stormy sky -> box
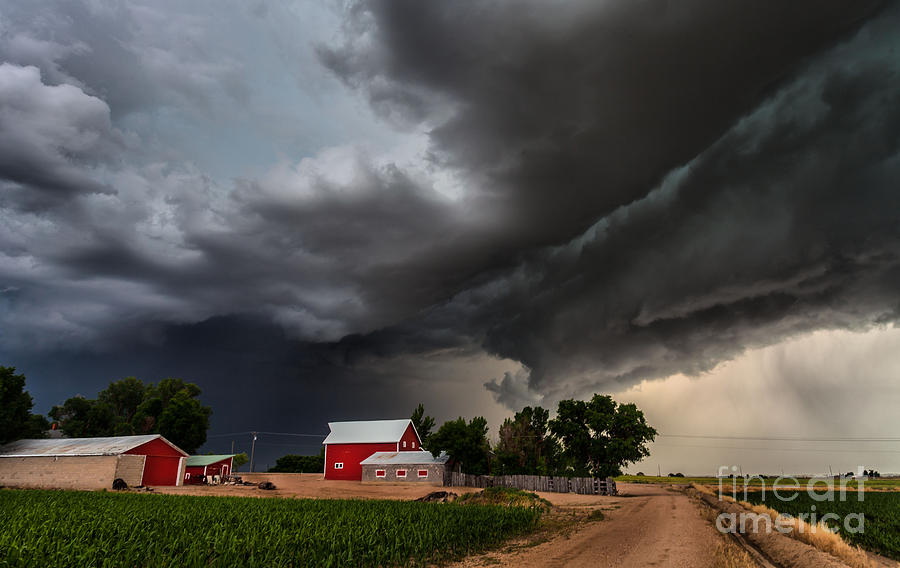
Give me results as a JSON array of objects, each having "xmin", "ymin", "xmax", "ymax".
[{"xmin": 2, "ymin": 0, "xmax": 900, "ymax": 474}]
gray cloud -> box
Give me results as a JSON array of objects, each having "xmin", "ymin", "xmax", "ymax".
[{"xmin": 1, "ymin": 0, "xmax": 899, "ymax": 437}]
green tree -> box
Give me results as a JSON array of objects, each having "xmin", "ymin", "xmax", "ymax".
[
  {"xmin": 428, "ymin": 416, "xmax": 491, "ymax": 475},
  {"xmin": 49, "ymin": 396, "xmax": 117, "ymax": 438},
  {"xmin": 495, "ymin": 406, "xmax": 562, "ymax": 475},
  {"xmin": 232, "ymin": 452, "xmax": 249, "ymax": 469},
  {"xmin": 0, "ymin": 366, "xmax": 49, "ymax": 444},
  {"xmin": 410, "ymin": 403, "xmax": 435, "ymax": 448},
  {"xmin": 156, "ymin": 390, "xmax": 211, "ymax": 454},
  {"xmin": 548, "ymin": 394, "xmax": 656, "ymax": 478},
  {"xmin": 268, "ymin": 448, "xmax": 325, "ymax": 473},
  {"xmin": 98, "ymin": 377, "xmax": 147, "ymax": 427},
  {"xmin": 50, "ymin": 376, "xmax": 211, "ymax": 452}
]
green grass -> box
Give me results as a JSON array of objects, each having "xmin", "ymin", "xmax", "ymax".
[
  {"xmin": 0, "ymin": 489, "xmax": 542, "ymax": 567},
  {"xmin": 456, "ymin": 487, "xmax": 551, "ymax": 510},
  {"xmin": 743, "ymin": 490, "xmax": 900, "ymax": 560}
]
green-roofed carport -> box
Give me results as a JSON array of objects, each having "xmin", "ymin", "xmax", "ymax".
[{"xmin": 185, "ymin": 454, "xmax": 235, "ymax": 483}]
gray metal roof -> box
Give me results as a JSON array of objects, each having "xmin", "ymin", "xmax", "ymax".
[
  {"xmin": 323, "ymin": 419, "xmax": 416, "ymax": 445},
  {"xmin": 360, "ymin": 450, "xmax": 449, "ymax": 465},
  {"xmin": 0, "ymin": 435, "xmax": 186, "ymax": 457}
]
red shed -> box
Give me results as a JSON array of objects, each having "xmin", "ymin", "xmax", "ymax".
[
  {"xmin": 323, "ymin": 419, "xmax": 422, "ymax": 480},
  {"xmin": 184, "ymin": 454, "xmax": 234, "ymax": 484}
]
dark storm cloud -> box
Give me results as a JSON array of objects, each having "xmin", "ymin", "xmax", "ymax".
[
  {"xmin": 2, "ymin": 0, "xmax": 900, "ymax": 423},
  {"xmin": 320, "ymin": 0, "xmax": 884, "ymax": 249}
]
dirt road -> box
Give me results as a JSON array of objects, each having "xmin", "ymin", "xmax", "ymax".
[{"xmin": 454, "ymin": 483, "xmax": 722, "ymax": 568}]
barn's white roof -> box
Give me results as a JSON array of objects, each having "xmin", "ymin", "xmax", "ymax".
[
  {"xmin": 0, "ymin": 434, "xmax": 187, "ymax": 457},
  {"xmin": 323, "ymin": 419, "xmax": 415, "ymax": 445},
  {"xmin": 360, "ymin": 451, "xmax": 449, "ymax": 465}
]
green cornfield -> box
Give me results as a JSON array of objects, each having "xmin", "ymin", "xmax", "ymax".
[
  {"xmin": 743, "ymin": 490, "xmax": 900, "ymax": 560},
  {"xmin": 0, "ymin": 489, "xmax": 542, "ymax": 567}
]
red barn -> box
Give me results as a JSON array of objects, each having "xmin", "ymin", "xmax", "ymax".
[
  {"xmin": 323, "ymin": 419, "xmax": 422, "ymax": 481},
  {"xmin": 0, "ymin": 434, "xmax": 189, "ymax": 490}
]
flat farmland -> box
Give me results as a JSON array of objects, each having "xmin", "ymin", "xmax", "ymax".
[{"xmin": 0, "ymin": 488, "xmax": 542, "ymax": 568}]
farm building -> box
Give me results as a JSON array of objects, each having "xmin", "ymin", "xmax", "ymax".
[
  {"xmin": 323, "ymin": 419, "xmax": 422, "ymax": 481},
  {"xmin": 360, "ymin": 451, "xmax": 450, "ymax": 484},
  {"xmin": 184, "ymin": 454, "xmax": 234, "ymax": 484},
  {"xmin": 0, "ymin": 434, "xmax": 188, "ymax": 490}
]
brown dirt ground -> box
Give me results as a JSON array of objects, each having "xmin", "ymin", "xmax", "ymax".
[{"xmin": 450, "ymin": 483, "xmax": 722, "ymax": 568}]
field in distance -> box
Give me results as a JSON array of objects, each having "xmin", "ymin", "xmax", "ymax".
[
  {"xmin": 0, "ymin": 488, "xmax": 542, "ymax": 567},
  {"xmin": 616, "ymin": 474, "xmax": 900, "ymax": 489}
]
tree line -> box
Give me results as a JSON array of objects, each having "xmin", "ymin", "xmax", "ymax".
[
  {"xmin": 412, "ymin": 395, "xmax": 657, "ymax": 478},
  {"xmin": 0, "ymin": 366, "xmax": 211, "ymax": 454}
]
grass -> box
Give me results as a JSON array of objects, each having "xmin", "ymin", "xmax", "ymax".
[
  {"xmin": 456, "ymin": 487, "xmax": 552, "ymax": 511},
  {"xmin": 743, "ymin": 489, "xmax": 900, "ymax": 562},
  {"xmin": 0, "ymin": 488, "xmax": 543, "ymax": 567}
]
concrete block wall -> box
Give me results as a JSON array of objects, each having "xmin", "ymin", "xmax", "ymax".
[
  {"xmin": 114, "ymin": 454, "xmax": 146, "ymax": 487},
  {"xmin": 0, "ymin": 456, "xmax": 120, "ymax": 490},
  {"xmin": 361, "ymin": 462, "xmax": 446, "ymax": 484}
]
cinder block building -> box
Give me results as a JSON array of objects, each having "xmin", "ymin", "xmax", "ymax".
[
  {"xmin": 360, "ymin": 450, "xmax": 450, "ymax": 484},
  {"xmin": 0, "ymin": 435, "xmax": 189, "ymax": 490}
]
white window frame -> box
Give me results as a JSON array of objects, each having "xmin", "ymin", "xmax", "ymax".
[
  {"xmin": 402, "ymin": 441, "xmax": 407, "ymax": 448},
  {"xmin": 375, "ymin": 469, "xmax": 386, "ymax": 478},
  {"xmin": 418, "ymin": 469, "xmax": 428, "ymax": 478},
  {"xmin": 334, "ymin": 462, "xmax": 344, "ymax": 469},
  {"xmin": 411, "ymin": 441, "xmax": 416, "ymax": 449},
  {"xmin": 397, "ymin": 469, "xmax": 407, "ymax": 478}
]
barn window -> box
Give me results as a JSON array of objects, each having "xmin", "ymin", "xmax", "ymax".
[
  {"xmin": 412, "ymin": 441, "xmax": 416, "ymax": 448},
  {"xmin": 375, "ymin": 470, "xmax": 386, "ymax": 478},
  {"xmin": 402, "ymin": 441, "xmax": 407, "ymax": 448},
  {"xmin": 418, "ymin": 470, "xmax": 428, "ymax": 478},
  {"xmin": 334, "ymin": 462, "xmax": 343, "ymax": 469},
  {"xmin": 397, "ymin": 469, "xmax": 407, "ymax": 478}
]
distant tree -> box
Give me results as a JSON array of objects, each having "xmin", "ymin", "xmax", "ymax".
[
  {"xmin": 0, "ymin": 366, "xmax": 49, "ymax": 444},
  {"xmin": 428, "ymin": 416, "xmax": 491, "ymax": 475},
  {"xmin": 549, "ymin": 394, "xmax": 657, "ymax": 478},
  {"xmin": 410, "ymin": 403, "xmax": 435, "ymax": 448},
  {"xmin": 268, "ymin": 448, "xmax": 325, "ymax": 473},
  {"xmin": 494, "ymin": 406, "xmax": 562, "ymax": 475},
  {"xmin": 233, "ymin": 452, "xmax": 249, "ymax": 469}
]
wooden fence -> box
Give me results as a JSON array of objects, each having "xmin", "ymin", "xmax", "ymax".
[{"xmin": 445, "ymin": 472, "xmax": 617, "ymax": 495}]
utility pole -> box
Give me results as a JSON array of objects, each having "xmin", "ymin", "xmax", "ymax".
[
  {"xmin": 231, "ymin": 440, "xmax": 234, "ymax": 454},
  {"xmin": 657, "ymin": 464, "xmax": 661, "ymax": 477},
  {"xmin": 249, "ymin": 432, "xmax": 258, "ymax": 473}
]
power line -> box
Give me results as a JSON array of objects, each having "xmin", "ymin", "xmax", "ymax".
[{"xmin": 653, "ymin": 442, "xmax": 900, "ymax": 454}]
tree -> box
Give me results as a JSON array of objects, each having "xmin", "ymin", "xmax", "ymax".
[
  {"xmin": 495, "ymin": 406, "xmax": 562, "ymax": 475},
  {"xmin": 428, "ymin": 416, "xmax": 491, "ymax": 475},
  {"xmin": 49, "ymin": 376, "xmax": 211, "ymax": 452},
  {"xmin": 549, "ymin": 394, "xmax": 656, "ymax": 478},
  {"xmin": 233, "ymin": 452, "xmax": 249, "ymax": 469},
  {"xmin": 410, "ymin": 403, "xmax": 435, "ymax": 448},
  {"xmin": 0, "ymin": 366, "xmax": 49, "ymax": 444},
  {"xmin": 268, "ymin": 448, "xmax": 325, "ymax": 473},
  {"xmin": 49, "ymin": 396, "xmax": 117, "ymax": 438}
]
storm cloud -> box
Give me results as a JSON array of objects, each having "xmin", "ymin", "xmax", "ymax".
[{"xmin": 1, "ymin": 0, "xmax": 899, "ymax": 456}]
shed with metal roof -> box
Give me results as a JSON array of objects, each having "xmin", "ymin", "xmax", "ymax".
[
  {"xmin": 323, "ymin": 419, "xmax": 422, "ymax": 481},
  {"xmin": 0, "ymin": 434, "xmax": 189, "ymax": 490},
  {"xmin": 185, "ymin": 454, "xmax": 235, "ymax": 483}
]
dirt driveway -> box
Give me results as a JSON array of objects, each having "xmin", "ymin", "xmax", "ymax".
[{"xmin": 453, "ymin": 483, "xmax": 722, "ymax": 568}]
